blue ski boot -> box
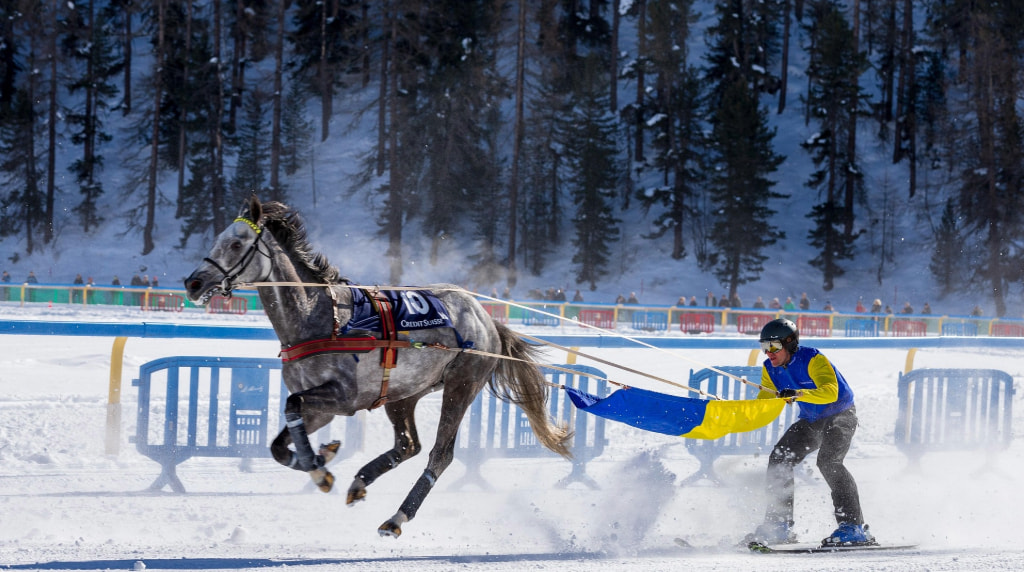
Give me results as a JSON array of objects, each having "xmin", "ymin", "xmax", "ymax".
[
  {"xmin": 744, "ymin": 520, "xmax": 797, "ymax": 550},
  {"xmin": 821, "ymin": 523, "xmax": 877, "ymax": 547}
]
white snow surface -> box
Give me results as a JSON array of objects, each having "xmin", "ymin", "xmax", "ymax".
[{"xmin": 2, "ymin": 303, "xmax": 1023, "ymax": 571}]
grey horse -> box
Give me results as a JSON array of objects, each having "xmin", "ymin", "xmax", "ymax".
[{"xmin": 184, "ymin": 195, "xmax": 571, "ymax": 537}]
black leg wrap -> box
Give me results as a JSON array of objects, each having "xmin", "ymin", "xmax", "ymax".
[
  {"xmin": 284, "ymin": 411, "xmax": 323, "ymax": 472},
  {"xmin": 398, "ymin": 470, "xmax": 437, "ymax": 521},
  {"xmin": 357, "ymin": 450, "xmax": 402, "ymax": 486}
]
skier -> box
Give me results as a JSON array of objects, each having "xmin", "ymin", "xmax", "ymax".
[{"xmin": 745, "ymin": 318, "xmax": 875, "ymax": 548}]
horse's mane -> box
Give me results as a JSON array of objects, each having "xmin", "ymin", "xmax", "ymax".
[{"xmin": 259, "ymin": 201, "xmax": 348, "ymax": 284}]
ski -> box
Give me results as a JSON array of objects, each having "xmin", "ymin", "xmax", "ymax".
[{"xmin": 748, "ymin": 541, "xmax": 919, "ymax": 554}]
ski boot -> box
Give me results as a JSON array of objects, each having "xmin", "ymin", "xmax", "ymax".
[
  {"xmin": 821, "ymin": 523, "xmax": 877, "ymax": 547},
  {"xmin": 744, "ymin": 520, "xmax": 797, "ymax": 551}
]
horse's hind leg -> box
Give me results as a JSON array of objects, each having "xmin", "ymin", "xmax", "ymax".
[
  {"xmin": 346, "ymin": 396, "xmax": 423, "ymax": 505},
  {"xmin": 378, "ymin": 374, "xmax": 485, "ymax": 538}
]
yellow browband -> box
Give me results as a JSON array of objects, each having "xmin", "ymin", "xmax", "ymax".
[{"xmin": 234, "ymin": 217, "xmax": 262, "ymax": 234}]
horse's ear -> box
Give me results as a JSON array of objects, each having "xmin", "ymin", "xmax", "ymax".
[{"xmin": 247, "ymin": 194, "xmax": 262, "ymax": 223}]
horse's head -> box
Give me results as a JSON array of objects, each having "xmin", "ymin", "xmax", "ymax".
[{"xmin": 184, "ymin": 195, "xmax": 272, "ymax": 304}]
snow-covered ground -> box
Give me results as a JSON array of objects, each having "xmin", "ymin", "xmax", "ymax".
[{"xmin": 2, "ymin": 303, "xmax": 1023, "ymax": 571}]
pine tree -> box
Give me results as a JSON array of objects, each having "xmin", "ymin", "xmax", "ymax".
[
  {"xmin": 280, "ymin": 80, "xmax": 313, "ymax": 177},
  {"xmin": 929, "ymin": 198, "xmax": 964, "ymax": 296},
  {"xmin": 801, "ymin": 0, "xmax": 868, "ymax": 291},
  {"xmin": 230, "ymin": 91, "xmax": 271, "ymax": 204},
  {"xmin": 63, "ymin": 0, "xmax": 123, "ymax": 232},
  {"xmin": 417, "ymin": 0, "xmax": 506, "ymax": 266},
  {"xmin": 635, "ymin": 0, "xmax": 705, "ymax": 261},
  {"xmin": 565, "ymin": 56, "xmax": 621, "ymax": 290},
  {"xmin": 706, "ymin": 77, "xmax": 786, "ymax": 297},
  {"xmin": 0, "ymin": 88, "xmax": 44, "ymax": 254}
]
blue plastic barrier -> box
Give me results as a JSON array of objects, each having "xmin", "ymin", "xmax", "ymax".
[
  {"xmin": 681, "ymin": 366, "xmax": 798, "ymax": 485},
  {"xmin": 844, "ymin": 318, "xmax": 880, "ymax": 337},
  {"xmin": 521, "ymin": 306, "xmax": 561, "ymax": 327},
  {"xmin": 132, "ymin": 356, "xmax": 362, "ymax": 492},
  {"xmin": 895, "ymin": 368, "xmax": 1015, "ymax": 470},
  {"xmin": 941, "ymin": 322, "xmax": 978, "ymax": 336},
  {"xmin": 453, "ymin": 364, "xmax": 608, "ymax": 490},
  {"xmin": 632, "ymin": 310, "xmax": 669, "ymax": 332}
]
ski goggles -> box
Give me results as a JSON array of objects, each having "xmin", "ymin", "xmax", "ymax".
[{"xmin": 760, "ymin": 340, "xmax": 785, "ymax": 354}]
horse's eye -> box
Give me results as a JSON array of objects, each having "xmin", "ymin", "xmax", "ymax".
[{"xmin": 231, "ymin": 240, "xmax": 243, "ymax": 251}]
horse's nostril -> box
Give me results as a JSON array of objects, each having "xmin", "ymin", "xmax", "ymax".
[{"xmin": 187, "ymin": 279, "xmax": 201, "ymax": 291}]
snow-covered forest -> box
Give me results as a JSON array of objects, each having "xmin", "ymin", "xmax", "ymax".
[{"xmin": 1, "ymin": 1, "xmax": 1022, "ymax": 316}]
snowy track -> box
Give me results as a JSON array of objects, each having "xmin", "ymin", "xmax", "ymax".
[{"xmin": 2, "ymin": 313, "xmax": 1024, "ymax": 571}]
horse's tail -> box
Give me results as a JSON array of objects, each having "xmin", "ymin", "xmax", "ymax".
[{"xmin": 490, "ymin": 322, "xmax": 573, "ymax": 459}]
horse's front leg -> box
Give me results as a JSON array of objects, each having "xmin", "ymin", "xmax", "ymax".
[
  {"xmin": 280, "ymin": 383, "xmax": 349, "ymax": 492},
  {"xmin": 346, "ymin": 397, "xmax": 422, "ymax": 506},
  {"xmin": 269, "ymin": 412, "xmax": 335, "ymax": 469}
]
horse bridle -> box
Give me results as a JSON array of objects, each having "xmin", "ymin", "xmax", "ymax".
[{"xmin": 203, "ymin": 216, "xmax": 271, "ymax": 297}]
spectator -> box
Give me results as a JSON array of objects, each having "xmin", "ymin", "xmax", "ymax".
[
  {"xmin": 783, "ymin": 296, "xmax": 796, "ymax": 311},
  {"xmin": 130, "ymin": 274, "xmax": 144, "ymax": 287},
  {"xmin": 688, "ymin": 296, "xmax": 698, "ymax": 306},
  {"xmin": 553, "ymin": 288, "xmax": 566, "ymax": 302},
  {"xmin": 111, "ymin": 275, "xmax": 121, "ymax": 286},
  {"xmin": 1, "ymin": 270, "xmax": 10, "ymax": 282},
  {"xmin": 718, "ymin": 294, "xmax": 730, "ymax": 307},
  {"xmin": 922, "ymin": 302, "xmax": 932, "ymax": 315},
  {"xmin": 26, "ymin": 271, "xmax": 38, "ymax": 284},
  {"xmin": 490, "ymin": 288, "xmax": 499, "ymax": 299},
  {"xmin": 823, "ymin": 300, "xmax": 834, "ymax": 312},
  {"xmin": 615, "ymin": 293, "xmax": 626, "ymax": 304},
  {"xmin": 675, "ymin": 296, "xmax": 687, "ymax": 306},
  {"xmin": 799, "ymin": 292, "xmax": 810, "ymax": 311},
  {"xmin": 705, "ymin": 292, "xmax": 716, "ymax": 307},
  {"xmin": 626, "ymin": 292, "xmax": 639, "ymax": 304},
  {"xmin": 855, "ymin": 298, "xmax": 866, "ymax": 313},
  {"xmin": 730, "ymin": 292, "xmax": 743, "ymax": 308},
  {"xmin": 970, "ymin": 305, "xmax": 983, "ymax": 317},
  {"xmin": 769, "ymin": 297, "xmax": 782, "ymax": 310},
  {"xmin": 884, "ymin": 305, "xmax": 893, "ymax": 315},
  {"xmin": 544, "ymin": 287, "xmax": 556, "ymax": 300},
  {"xmin": 143, "ymin": 275, "xmax": 151, "ymax": 287},
  {"xmin": 572, "ymin": 290, "xmax": 584, "ymax": 302},
  {"xmin": 900, "ymin": 301, "xmax": 914, "ymax": 314},
  {"xmin": 73, "ymin": 273, "xmax": 84, "ymax": 285},
  {"xmin": 870, "ymin": 298, "xmax": 882, "ymax": 313},
  {"xmin": 501, "ymin": 286, "xmax": 510, "ymax": 299},
  {"xmin": 753, "ymin": 296, "xmax": 766, "ymax": 309}
]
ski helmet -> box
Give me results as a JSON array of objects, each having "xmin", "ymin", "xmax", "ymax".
[{"xmin": 760, "ymin": 318, "xmax": 799, "ymax": 354}]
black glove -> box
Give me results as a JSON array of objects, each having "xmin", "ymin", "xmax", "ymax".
[{"xmin": 777, "ymin": 388, "xmax": 799, "ymax": 399}]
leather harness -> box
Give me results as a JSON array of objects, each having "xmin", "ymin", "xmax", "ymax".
[{"xmin": 279, "ymin": 288, "xmax": 409, "ymax": 409}]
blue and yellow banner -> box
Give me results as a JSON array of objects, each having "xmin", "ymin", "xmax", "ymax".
[{"xmin": 564, "ymin": 386, "xmax": 786, "ymax": 439}]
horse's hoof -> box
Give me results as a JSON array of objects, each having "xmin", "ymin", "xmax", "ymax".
[
  {"xmin": 346, "ymin": 487, "xmax": 367, "ymax": 506},
  {"xmin": 378, "ymin": 521, "xmax": 402, "ymax": 538},
  {"xmin": 319, "ymin": 441, "xmax": 341, "ymax": 464},
  {"xmin": 310, "ymin": 468, "xmax": 335, "ymax": 493}
]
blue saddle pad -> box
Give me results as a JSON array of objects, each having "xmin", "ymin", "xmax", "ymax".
[{"xmin": 345, "ymin": 289, "xmax": 454, "ymax": 332}]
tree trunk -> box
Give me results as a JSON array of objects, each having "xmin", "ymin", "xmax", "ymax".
[
  {"xmin": 778, "ymin": 0, "xmax": 790, "ymax": 114},
  {"xmin": 212, "ymin": 0, "xmax": 226, "ymax": 232},
  {"xmin": 122, "ymin": 4, "xmax": 132, "ymax": 115},
  {"xmin": 844, "ymin": 0, "xmax": 860, "ymax": 238},
  {"xmin": 269, "ymin": 0, "xmax": 288, "ymax": 201},
  {"xmin": 45, "ymin": 0, "xmax": 59, "ymax": 243},
  {"xmin": 144, "ymin": 0, "xmax": 165, "ymax": 255},
  {"xmin": 175, "ymin": 1, "xmax": 192, "ymax": 219},
  {"xmin": 507, "ymin": 0, "xmax": 527, "ymax": 289},
  {"xmin": 634, "ymin": 0, "xmax": 646, "ymax": 163}
]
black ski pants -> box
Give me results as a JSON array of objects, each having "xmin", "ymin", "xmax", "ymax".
[{"xmin": 764, "ymin": 406, "xmax": 864, "ymax": 526}]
